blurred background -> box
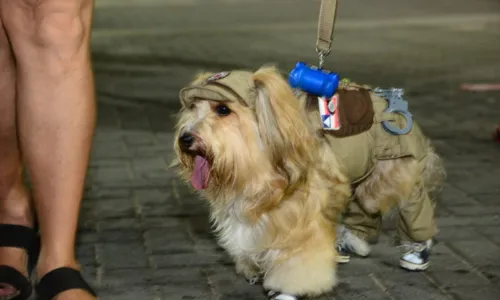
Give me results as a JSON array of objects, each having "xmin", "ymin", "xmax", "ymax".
[{"xmin": 79, "ymin": 0, "xmax": 500, "ymax": 299}]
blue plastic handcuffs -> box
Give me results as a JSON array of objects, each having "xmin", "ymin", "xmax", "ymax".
[{"xmin": 373, "ymin": 88, "xmax": 413, "ymax": 135}]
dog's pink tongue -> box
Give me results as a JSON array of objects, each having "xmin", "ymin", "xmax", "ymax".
[{"xmin": 192, "ymin": 155, "xmax": 210, "ymax": 190}]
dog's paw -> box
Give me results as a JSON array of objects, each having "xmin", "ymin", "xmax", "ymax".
[
  {"xmin": 267, "ymin": 290, "xmax": 298, "ymax": 300},
  {"xmin": 235, "ymin": 258, "xmax": 261, "ymax": 285},
  {"xmin": 246, "ymin": 275, "xmax": 261, "ymax": 285}
]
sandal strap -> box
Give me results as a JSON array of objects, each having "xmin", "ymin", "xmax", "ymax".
[
  {"xmin": 0, "ymin": 225, "xmax": 39, "ymax": 300},
  {"xmin": 0, "ymin": 266, "xmax": 32, "ymax": 300},
  {"xmin": 0, "ymin": 224, "xmax": 38, "ymax": 251},
  {"xmin": 35, "ymin": 267, "xmax": 96, "ymax": 300}
]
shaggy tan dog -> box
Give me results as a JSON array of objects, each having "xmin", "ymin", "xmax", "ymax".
[{"xmin": 172, "ymin": 66, "xmax": 445, "ymax": 299}]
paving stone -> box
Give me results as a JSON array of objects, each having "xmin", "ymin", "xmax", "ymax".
[
  {"xmin": 87, "ymin": 165, "xmax": 133, "ymax": 183},
  {"xmin": 81, "ymin": 265, "xmax": 99, "ymax": 280},
  {"xmin": 89, "ymin": 158, "xmax": 129, "ymax": 168},
  {"xmin": 130, "ymin": 157, "xmax": 168, "ymax": 172},
  {"xmin": 84, "ymin": 186, "xmax": 134, "ymax": 200},
  {"xmin": 447, "ymin": 238, "xmax": 500, "ymax": 269},
  {"xmin": 476, "ymin": 225, "xmax": 500, "ymax": 246},
  {"xmin": 437, "ymin": 215, "xmax": 500, "ymax": 227},
  {"xmin": 97, "ymin": 217, "xmax": 142, "ymax": 230},
  {"xmin": 117, "ymin": 107, "xmax": 152, "ymax": 130},
  {"xmin": 434, "ymin": 226, "xmax": 481, "ymax": 241},
  {"xmin": 143, "ymin": 228, "xmax": 195, "ymax": 254},
  {"xmin": 338, "ymin": 257, "xmax": 399, "ymax": 276},
  {"xmin": 76, "ymin": 243, "xmax": 98, "ymax": 268},
  {"xmin": 96, "ymin": 229, "xmax": 144, "ymax": 243},
  {"xmin": 123, "ymin": 131, "xmax": 156, "ymax": 146},
  {"xmin": 378, "ymin": 272, "xmax": 451, "ymax": 300},
  {"xmin": 77, "ymin": 231, "xmax": 101, "ymax": 244},
  {"xmin": 335, "ymin": 275, "xmax": 391, "ymax": 300},
  {"xmin": 134, "ymin": 188, "xmax": 176, "ymax": 204},
  {"xmin": 98, "ymin": 287, "xmax": 161, "ymax": 300},
  {"xmin": 159, "ymin": 282, "xmax": 212, "ymax": 300},
  {"xmin": 472, "ymin": 194, "xmax": 500, "ymax": 205},
  {"xmin": 206, "ymin": 266, "xmax": 265, "ymax": 299},
  {"xmin": 427, "ymin": 270, "xmax": 489, "ymax": 288},
  {"xmin": 91, "ymin": 137, "xmax": 130, "ymax": 159},
  {"xmin": 429, "ymin": 243, "xmax": 485, "ymax": 272},
  {"xmin": 127, "ymin": 144, "xmax": 174, "ymax": 158},
  {"xmin": 150, "ymin": 252, "xmax": 224, "ymax": 269},
  {"xmin": 481, "ymin": 266, "xmax": 500, "ymax": 284},
  {"xmin": 82, "ymin": 197, "xmax": 137, "ymax": 220},
  {"xmin": 446, "ymin": 204, "xmax": 500, "ymax": 216},
  {"xmin": 438, "ymin": 184, "xmax": 480, "ymax": 206},
  {"xmin": 448, "ymin": 285, "xmax": 500, "ymax": 300},
  {"xmin": 98, "ymin": 242, "xmax": 150, "ymax": 269},
  {"xmin": 140, "ymin": 216, "xmax": 188, "ymax": 229},
  {"xmin": 93, "ymin": 178, "xmax": 168, "ymax": 189},
  {"xmin": 154, "ymin": 132, "xmax": 177, "ymax": 146},
  {"xmin": 99, "ymin": 267, "xmax": 207, "ymax": 290},
  {"xmin": 96, "ymin": 105, "xmax": 121, "ymax": 129}
]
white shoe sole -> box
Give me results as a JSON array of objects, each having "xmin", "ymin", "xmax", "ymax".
[
  {"xmin": 399, "ymin": 259, "xmax": 429, "ymax": 271},
  {"xmin": 337, "ymin": 254, "xmax": 351, "ymax": 264}
]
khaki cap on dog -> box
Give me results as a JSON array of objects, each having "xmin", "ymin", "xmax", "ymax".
[{"xmin": 179, "ymin": 71, "xmax": 257, "ymax": 108}]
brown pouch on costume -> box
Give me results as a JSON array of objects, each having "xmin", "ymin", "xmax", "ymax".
[{"xmin": 327, "ymin": 88, "xmax": 375, "ymax": 137}]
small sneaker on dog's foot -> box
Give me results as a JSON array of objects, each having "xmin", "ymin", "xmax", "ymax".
[
  {"xmin": 399, "ymin": 239, "xmax": 433, "ymax": 271},
  {"xmin": 267, "ymin": 290, "xmax": 298, "ymax": 300},
  {"xmin": 336, "ymin": 225, "xmax": 371, "ymax": 263}
]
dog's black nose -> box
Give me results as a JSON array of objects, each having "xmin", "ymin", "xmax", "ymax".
[{"xmin": 179, "ymin": 132, "xmax": 195, "ymax": 150}]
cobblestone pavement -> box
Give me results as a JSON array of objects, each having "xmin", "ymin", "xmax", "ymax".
[{"xmin": 70, "ymin": 0, "xmax": 500, "ymax": 299}]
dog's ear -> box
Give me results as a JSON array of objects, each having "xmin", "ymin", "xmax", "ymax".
[{"xmin": 252, "ymin": 66, "xmax": 316, "ymax": 187}]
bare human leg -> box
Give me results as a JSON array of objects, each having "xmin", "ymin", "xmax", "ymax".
[
  {"xmin": 1, "ymin": 0, "xmax": 96, "ymax": 299},
  {"xmin": 0, "ymin": 12, "xmax": 36, "ymax": 298}
]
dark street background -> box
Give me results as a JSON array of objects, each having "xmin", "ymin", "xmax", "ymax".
[{"xmin": 72, "ymin": 0, "xmax": 500, "ymax": 299}]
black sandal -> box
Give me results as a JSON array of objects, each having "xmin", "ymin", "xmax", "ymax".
[
  {"xmin": 35, "ymin": 267, "xmax": 96, "ymax": 300},
  {"xmin": 0, "ymin": 224, "xmax": 40, "ymax": 300}
]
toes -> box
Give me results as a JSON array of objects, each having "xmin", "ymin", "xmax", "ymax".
[
  {"xmin": 247, "ymin": 276, "xmax": 260, "ymax": 285},
  {"xmin": 0, "ymin": 283, "xmax": 20, "ymax": 298}
]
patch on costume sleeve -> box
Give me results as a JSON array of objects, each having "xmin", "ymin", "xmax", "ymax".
[{"xmin": 318, "ymin": 94, "xmax": 341, "ymax": 130}]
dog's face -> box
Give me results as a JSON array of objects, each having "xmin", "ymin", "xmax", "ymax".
[
  {"xmin": 174, "ymin": 94, "xmax": 265, "ymax": 192},
  {"xmin": 173, "ymin": 67, "xmax": 317, "ymax": 203}
]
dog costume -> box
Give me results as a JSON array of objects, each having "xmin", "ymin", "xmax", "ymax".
[{"xmin": 298, "ymin": 81, "xmax": 438, "ymax": 244}]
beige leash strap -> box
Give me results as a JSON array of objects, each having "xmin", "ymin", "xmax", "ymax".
[{"xmin": 316, "ymin": 0, "xmax": 338, "ymax": 68}]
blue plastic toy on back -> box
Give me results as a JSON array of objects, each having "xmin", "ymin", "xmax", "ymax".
[{"xmin": 289, "ymin": 62, "xmax": 340, "ymax": 98}]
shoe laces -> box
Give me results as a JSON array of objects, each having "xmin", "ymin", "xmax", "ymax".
[
  {"xmin": 337, "ymin": 240, "xmax": 348, "ymax": 252},
  {"xmin": 398, "ymin": 242, "xmax": 426, "ymax": 253}
]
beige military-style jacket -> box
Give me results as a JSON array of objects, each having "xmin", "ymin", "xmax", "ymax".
[{"xmin": 298, "ymin": 83, "xmax": 429, "ymax": 184}]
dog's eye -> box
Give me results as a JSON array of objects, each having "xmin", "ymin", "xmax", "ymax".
[{"xmin": 215, "ymin": 104, "xmax": 232, "ymax": 117}]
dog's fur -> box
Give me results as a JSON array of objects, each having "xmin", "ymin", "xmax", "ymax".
[{"xmin": 173, "ymin": 66, "xmax": 444, "ymax": 297}]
